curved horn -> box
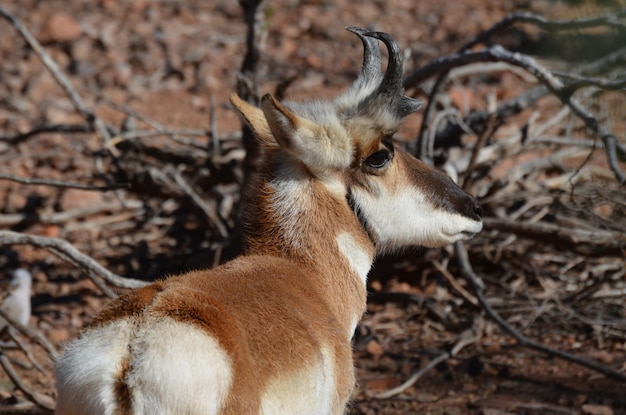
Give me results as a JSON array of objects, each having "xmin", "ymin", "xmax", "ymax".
[
  {"xmin": 345, "ymin": 26, "xmax": 382, "ymax": 90},
  {"xmin": 364, "ymin": 31, "xmax": 423, "ymax": 117}
]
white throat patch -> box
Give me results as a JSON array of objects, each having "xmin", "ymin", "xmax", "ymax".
[{"xmin": 336, "ymin": 232, "xmax": 372, "ymax": 285}]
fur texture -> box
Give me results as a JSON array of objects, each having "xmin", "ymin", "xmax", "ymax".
[{"xmin": 55, "ymin": 29, "xmax": 482, "ymax": 415}]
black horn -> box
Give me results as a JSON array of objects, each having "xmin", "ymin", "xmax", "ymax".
[
  {"xmin": 345, "ymin": 27, "xmax": 382, "ymax": 91},
  {"xmin": 364, "ymin": 31, "xmax": 423, "ymax": 117}
]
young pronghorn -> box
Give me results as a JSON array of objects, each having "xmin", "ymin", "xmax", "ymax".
[{"xmin": 55, "ymin": 28, "xmax": 483, "ymax": 415}]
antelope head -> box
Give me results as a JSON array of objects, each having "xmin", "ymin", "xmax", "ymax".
[{"xmin": 231, "ymin": 27, "xmax": 482, "ymax": 257}]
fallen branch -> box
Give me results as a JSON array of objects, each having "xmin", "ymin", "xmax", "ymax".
[
  {"xmin": 0, "ymin": 174, "xmax": 129, "ymax": 191},
  {"xmin": 168, "ymin": 168, "xmax": 230, "ymax": 238},
  {"xmin": 0, "ymin": 308, "xmax": 58, "ymax": 362},
  {"xmin": 484, "ymin": 217, "xmax": 626, "ymax": 251},
  {"xmin": 0, "ymin": 8, "xmax": 113, "ymax": 152},
  {"xmin": 0, "ymin": 352, "xmax": 55, "ymax": 411},
  {"xmin": 373, "ymin": 317, "xmax": 484, "ymax": 399},
  {"xmin": 0, "ymin": 123, "xmax": 92, "ymax": 144},
  {"xmin": 454, "ymin": 241, "xmax": 626, "ymax": 383},
  {"xmin": 0, "ymin": 200, "xmax": 144, "ymax": 227},
  {"xmin": 3, "ymin": 329, "xmax": 46, "ymax": 373},
  {"xmin": 433, "ymin": 85, "xmax": 549, "ymax": 151},
  {"xmin": 460, "ymin": 9, "xmax": 626, "ymax": 52},
  {"xmin": 0, "ymin": 231, "xmax": 148, "ymax": 292}
]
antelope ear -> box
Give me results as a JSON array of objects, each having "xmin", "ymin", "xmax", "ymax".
[
  {"xmin": 261, "ymin": 94, "xmax": 352, "ymax": 170},
  {"xmin": 229, "ymin": 93, "xmax": 274, "ymax": 147}
]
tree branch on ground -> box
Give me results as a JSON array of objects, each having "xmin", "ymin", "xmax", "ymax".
[
  {"xmin": 0, "ymin": 231, "xmax": 148, "ymax": 292},
  {"xmin": 454, "ymin": 241, "xmax": 626, "ymax": 383}
]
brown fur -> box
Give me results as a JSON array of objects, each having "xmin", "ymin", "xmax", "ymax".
[
  {"xmin": 112, "ymin": 358, "xmax": 132, "ymax": 415},
  {"xmin": 56, "ymin": 29, "xmax": 481, "ymax": 415}
]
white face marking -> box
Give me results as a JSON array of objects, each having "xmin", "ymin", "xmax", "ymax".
[
  {"xmin": 336, "ymin": 232, "xmax": 373, "ymax": 285},
  {"xmin": 351, "ymin": 184, "xmax": 482, "ymax": 253}
]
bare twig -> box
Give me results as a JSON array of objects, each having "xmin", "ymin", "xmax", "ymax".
[
  {"xmin": 460, "ymin": 9, "xmax": 626, "ymax": 52},
  {"xmin": 484, "ymin": 218, "xmax": 626, "ymax": 250},
  {"xmin": 3, "ymin": 329, "xmax": 46, "ymax": 373},
  {"xmin": 435, "ymin": 85, "xmax": 549, "ymax": 150},
  {"xmin": 373, "ymin": 318, "xmax": 483, "ymax": 399},
  {"xmin": 454, "ymin": 241, "xmax": 626, "ymax": 383},
  {"xmin": 461, "ymin": 92, "xmax": 498, "ymax": 189},
  {"xmin": 0, "ymin": 124, "xmax": 92, "ymax": 144},
  {"xmin": 432, "ymin": 260, "xmax": 479, "ymax": 307},
  {"xmin": 0, "ymin": 309, "xmax": 57, "ymax": 362},
  {"xmin": 406, "ymin": 8, "xmax": 626, "ymax": 182},
  {"xmin": 0, "ymin": 8, "xmax": 113, "ymax": 151},
  {"xmin": 407, "ymin": 45, "xmax": 626, "ymax": 183},
  {"xmin": 237, "ymin": 0, "xmax": 269, "ymax": 187},
  {"xmin": 0, "ymin": 200, "xmax": 144, "ymax": 227},
  {"xmin": 168, "ymin": 168, "xmax": 229, "ymax": 238},
  {"xmin": 106, "ymin": 102, "xmax": 213, "ymax": 151},
  {"xmin": 0, "ymin": 174, "xmax": 128, "ymax": 191},
  {"xmin": 0, "ymin": 230, "xmax": 148, "ymax": 291},
  {"xmin": 0, "ymin": 352, "xmax": 55, "ymax": 411},
  {"xmin": 413, "ymin": 74, "xmax": 448, "ymax": 163}
]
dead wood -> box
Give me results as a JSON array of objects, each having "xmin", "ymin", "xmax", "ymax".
[
  {"xmin": 455, "ymin": 241, "xmax": 626, "ymax": 383},
  {"xmin": 0, "ymin": 8, "xmax": 113, "ymax": 154},
  {"xmin": 0, "ymin": 231, "xmax": 147, "ymax": 292}
]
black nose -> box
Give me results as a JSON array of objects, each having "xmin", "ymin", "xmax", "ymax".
[{"xmin": 473, "ymin": 204, "xmax": 483, "ymax": 220}]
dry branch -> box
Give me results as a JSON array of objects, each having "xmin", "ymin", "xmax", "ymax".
[
  {"xmin": 484, "ymin": 218, "xmax": 626, "ymax": 252},
  {"xmin": 373, "ymin": 317, "xmax": 484, "ymax": 399},
  {"xmin": 460, "ymin": 9, "xmax": 626, "ymax": 52},
  {"xmin": 0, "ymin": 309, "xmax": 58, "ymax": 362},
  {"xmin": 0, "ymin": 231, "xmax": 148, "ymax": 292},
  {"xmin": 168, "ymin": 168, "xmax": 229, "ymax": 238},
  {"xmin": 3, "ymin": 329, "xmax": 46, "ymax": 373},
  {"xmin": 0, "ymin": 352, "xmax": 55, "ymax": 411},
  {"xmin": 405, "ymin": 8, "xmax": 626, "ymax": 183},
  {"xmin": 0, "ymin": 124, "xmax": 92, "ymax": 144},
  {"xmin": 454, "ymin": 241, "xmax": 626, "ymax": 383},
  {"xmin": 0, "ymin": 201, "xmax": 144, "ymax": 227},
  {"xmin": 0, "ymin": 174, "xmax": 128, "ymax": 192},
  {"xmin": 237, "ymin": 0, "xmax": 269, "ymax": 177},
  {"xmin": 0, "ymin": 8, "xmax": 113, "ymax": 152}
]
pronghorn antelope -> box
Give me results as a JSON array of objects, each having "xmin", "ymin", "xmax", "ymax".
[{"xmin": 55, "ymin": 27, "xmax": 483, "ymax": 415}]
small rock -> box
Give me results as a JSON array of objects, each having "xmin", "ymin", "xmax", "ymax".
[{"xmin": 40, "ymin": 13, "xmax": 82, "ymax": 43}]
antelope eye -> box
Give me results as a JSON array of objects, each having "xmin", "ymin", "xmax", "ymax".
[{"xmin": 365, "ymin": 150, "xmax": 391, "ymax": 169}]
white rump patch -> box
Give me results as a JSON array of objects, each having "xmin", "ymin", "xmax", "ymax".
[
  {"xmin": 55, "ymin": 318, "xmax": 233, "ymax": 415},
  {"xmin": 126, "ymin": 318, "xmax": 232, "ymax": 415},
  {"xmin": 55, "ymin": 320, "xmax": 136, "ymax": 415}
]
